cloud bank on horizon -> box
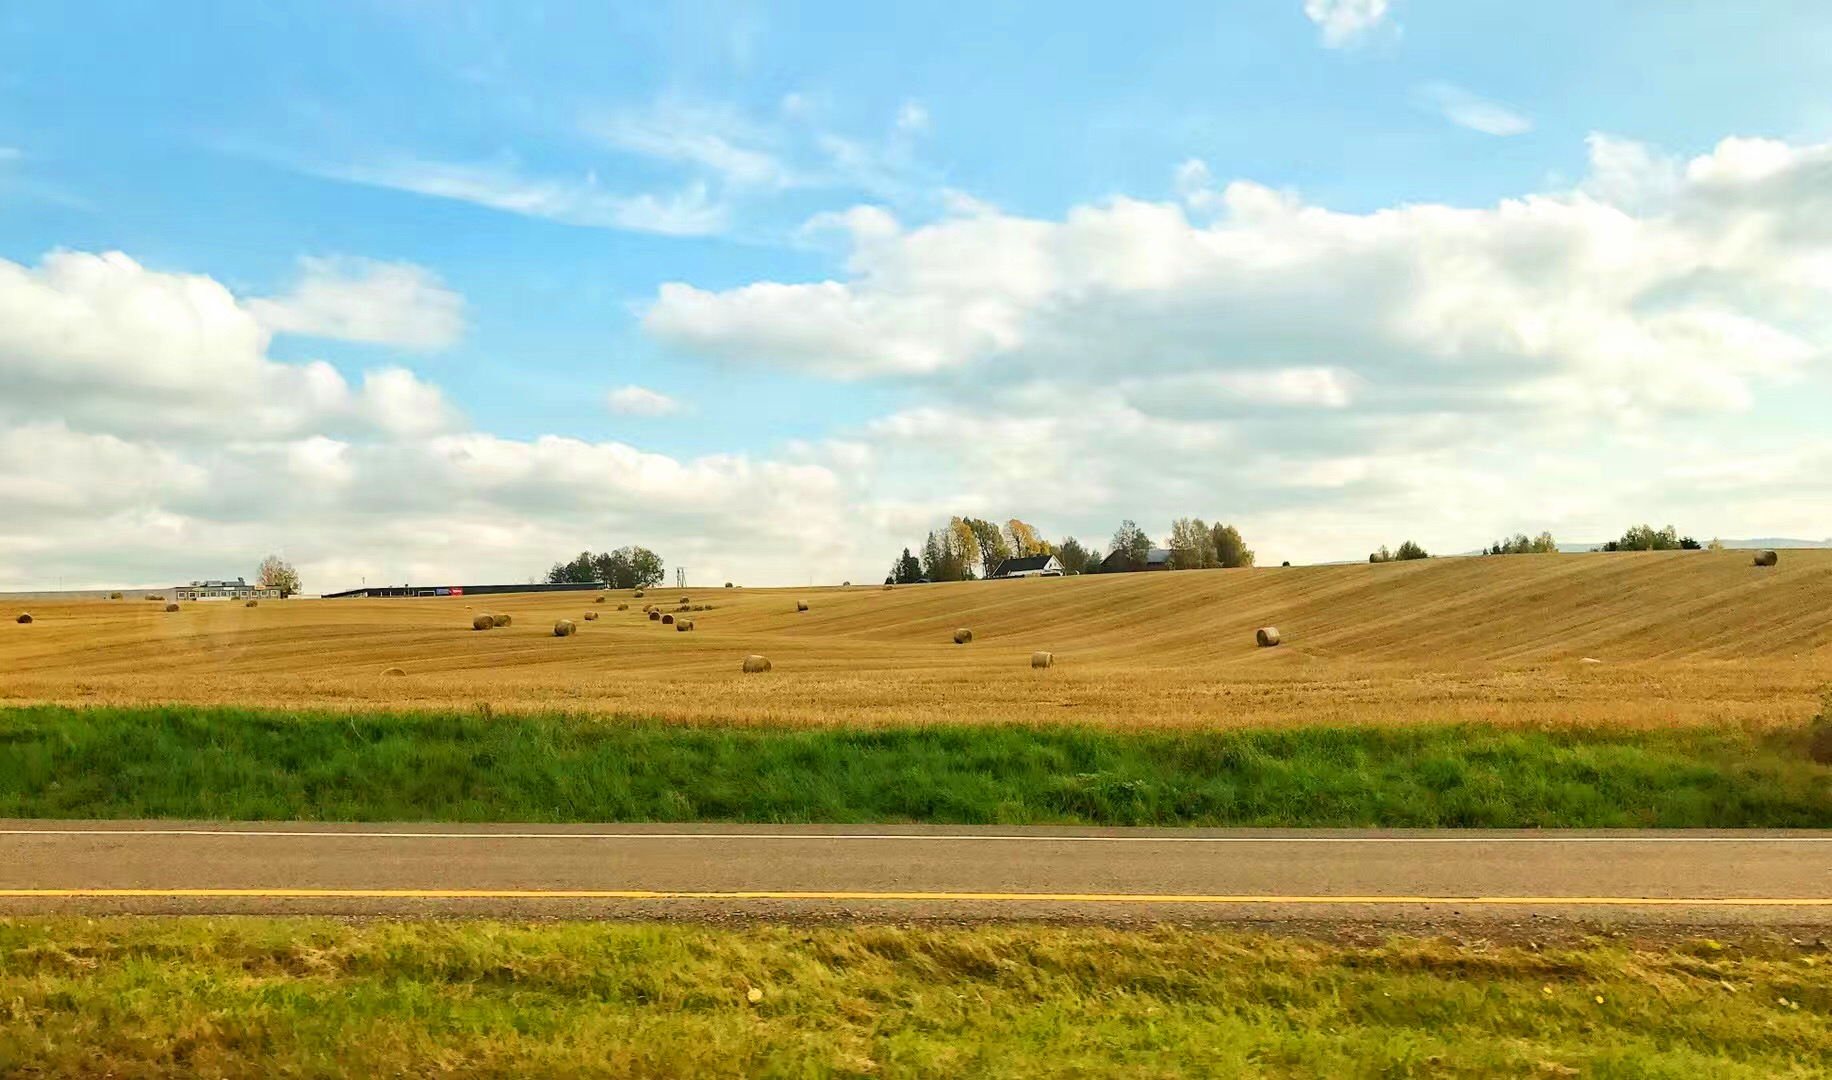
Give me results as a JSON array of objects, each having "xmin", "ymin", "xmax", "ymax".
[{"xmin": 1, "ymin": 2, "xmax": 1828, "ymax": 591}]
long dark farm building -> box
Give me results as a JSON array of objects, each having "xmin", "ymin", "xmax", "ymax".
[{"xmin": 322, "ymin": 582, "xmax": 606, "ymax": 599}]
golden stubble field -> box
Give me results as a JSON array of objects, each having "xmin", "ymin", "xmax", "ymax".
[{"xmin": 3, "ymin": 551, "xmax": 1830, "ymax": 730}]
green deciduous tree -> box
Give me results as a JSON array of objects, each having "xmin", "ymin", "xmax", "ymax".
[
  {"xmin": 548, "ymin": 547, "xmax": 665, "ymax": 589},
  {"xmin": 256, "ymin": 554, "xmax": 301, "ymax": 597},
  {"xmin": 1166, "ymin": 518, "xmax": 1214, "ymax": 570},
  {"xmin": 1210, "ymin": 523, "xmax": 1254, "ymax": 568},
  {"xmin": 1055, "ymin": 537, "xmax": 1096, "ymax": 575},
  {"xmin": 1109, "ymin": 520, "xmax": 1150, "ymax": 572},
  {"xmin": 960, "ymin": 519, "xmax": 1009, "ymax": 578}
]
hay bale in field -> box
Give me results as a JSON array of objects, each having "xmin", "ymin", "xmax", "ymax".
[
  {"xmin": 1753, "ymin": 549, "xmax": 1779, "ymax": 567},
  {"xmin": 245, "ymin": 599, "xmax": 259, "ymax": 608},
  {"xmin": 1031, "ymin": 651, "xmax": 1054, "ymax": 669},
  {"xmin": 681, "ymin": 595, "xmax": 690, "ymax": 605},
  {"xmin": 164, "ymin": 603, "xmax": 180, "ymax": 613},
  {"xmin": 742, "ymin": 654, "xmax": 772, "ymax": 673},
  {"xmin": 1255, "ymin": 627, "xmax": 1281, "ymax": 648},
  {"xmin": 594, "ymin": 595, "xmax": 605, "ymax": 604},
  {"xmin": 146, "ymin": 595, "xmax": 164, "ymax": 602},
  {"xmin": 491, "ymin": 613, "xmax": 512, "ymax": 628},
  {"xmin": 109, "ymin": 592, "xmax": 123, "ymax": 600},
  {"xmin": 583, "ymin": 611, "xmax": 599, "ymax": 621},
  {"xmin": 649, "ymin": 609, "xmax": 662, "ymax": 621},
  {"xmin": 553, "ymin": 619, "xmax": 577, "ymax": 638},
  {"xmin": 380, "ymin": 667, "xmax": 406, "ymax": 677},
  {"xmin": 676, "ymin": 619, "xmax": 694, "ymax": 632},
  {"xmin": 796, "ymin": 600, "xmax": 809, "ymax": 612},
  {"xmin": 633, "ymin": 589, "xmax": 645, "ymax": 598},
  {"xmin": 882, "ymin": 583, "xmax": 894, "ymax": 591},
  {"xmin": 15, "ymin": 613, "xmax": 32, "ymax": 624},
  {"xmin": 472, "ymin": 613, "xmax": 494, "ymax": 630},
  {"xmin": 662, "ymin": 613, "xmax": 675, "ymax": 625},
  {"xmin": 617, "ymin": 603, "xmax": 629, "ymax": 611},
  {"xmin": 953, "ymin": 627, "xmax": 973, "ymax": 645}
]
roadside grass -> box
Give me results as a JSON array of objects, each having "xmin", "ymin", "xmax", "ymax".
[
  {"xmin": 2, "ymin": 917, "xmax": 1829, "ymax": 1078},
  {"xmin": 2, "ymin": 705, "xmax": 1828, "ymax": 826}
]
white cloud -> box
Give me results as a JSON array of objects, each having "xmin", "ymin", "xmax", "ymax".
[
  {"xmin": 1414, "ymin": 82, "xmax": 1533, "ymax": 136},
  {"xmin": 247, "ymin": 256, "xmax": 465, "ymax": 349},
  {"xmin": 319, "ymin": 156, "xmax": 730, "ymax": 236},
  {"xmin": 606, "ymin": 385, "xmax": 684, "ymax": 416},
  {"xmin": 1304, "ymin": 0, "xmax": 1393, "ymax": 48},
  {"xmin": 0, "ymin": 249, "xmax": 458, "ymax": 439},
  {"xmin": 649, "ymin": 137, "xmax": 1832, "ymax": 428}
]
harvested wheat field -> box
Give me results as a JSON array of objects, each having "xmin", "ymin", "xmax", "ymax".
[{"xmin": 2, "ymin": 551, "xmax": 1829, "ymax": 729}]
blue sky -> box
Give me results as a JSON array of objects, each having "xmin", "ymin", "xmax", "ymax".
[{"xmin": 2, "ymin": 1, "xmax": 1830, "ymax": 590}]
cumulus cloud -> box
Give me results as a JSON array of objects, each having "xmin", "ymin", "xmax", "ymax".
[
  {"xmin": 1414, "ymin": 82, "xmax": 1533, "ymax": 136},
  {"xmin": 647, "ymin": 135, "xmax": 1832, "ymax": 427},
  {"xmin": 605, "ymin": 385, "xmax": 684, "ymax": 416},
  {"xmin": 0, "ymin": 249, "xmax": 459, "ymax": 439},
  {"xmin": 247, "ymin": 256, "xmax": 465, "ymax": 349},
  {"xmin": 1304, "ymin": 0, "xmax": 1393, "ymax": 48},
  {"xmin": 0, "ymin": 245, "xmax": 884, "ymax": 591}
]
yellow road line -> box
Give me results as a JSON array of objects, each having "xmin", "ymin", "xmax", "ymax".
[{"xmin": 2, "ymin": 889, "xmax": 1830, "ymax": 906}]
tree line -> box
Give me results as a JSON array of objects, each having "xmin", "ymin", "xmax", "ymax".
[
  {"xmin": 887, "ymin": 517, "xmax": 1253, "ymax": 584},
  {"xmin": 546, "ymin": 547, "xmax": 666, "ymax": 590}
]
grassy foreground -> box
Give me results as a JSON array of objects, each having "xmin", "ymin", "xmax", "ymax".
[
  {"xmin": 2, "ymin": 918, "xmax": 1828, "ymax": 1078},
  {"xmin": 2, "ymin": 704, "xmax": 1829, "ymax": 826}
]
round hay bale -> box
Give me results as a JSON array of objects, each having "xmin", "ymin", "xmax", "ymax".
[
  {"xmin": 676, "ymin": 618, "xmax": 694, "ymax": 632},
  {"xmin": 380, "ymin": 666, "xmax": 406, "ymax": 678},
  {"xmin": 146, "ymin": 595, "xmax": 164, "ymax": 602},
  {"xmin": 472, "ymin": 613, "xmax": 494, "ymax": 631},
  {"xmin": 633, "ymin": 589, "xmax": 645, "ymax": 598},
  {"xmin": 553, "ymin": 619, "xmax": 577, "ymax": 638},
  {"xmin": 15, "ymin": 613, "xmax": 32, "ymax": 624},
  {"xmin": 245, "ymin": 599, "xmax": 259, "ymax": 608},
  {"xmin": 649, "ymin": 609, "xmax": 662, "ymax": 621},
  {"xmin": 1810, "ymin": 725, "xmax": 1832, "ymax": 766},
  {"xmin": 1031, "ymin": 651, "xmax": 1054, "ymax": 669},
  {"xmin": 583, "ymin": 611, "xmax": 599, "ymax": 621},
  {"xmin": 742, "ymin": 654, "xmax": 772, "ymax": 673},
  {"xmin": 164, "ymin": 603, "xmax": 180, "ymax": 613},
  {"xmin": 617, "ymin": 603, "xmax": 629, "ymax": 611},
  {"xmin": 796, "ymin": 600, "xmax": 810, "ymax": 612},
  {"xmin": 491, "ymin": 613, "xmax": 512, "ymax": 628},
  {"xmin": 681, "ymin": 596, "xmax": 690, "ymax": 605},
  {"xmin": 109, "ymin": 592, "xmax": 123, "ymax": 600},
  {"xmin": 1754, "ymin": 549, "xmax": 1780, "ymax": 567},
  {"xmin": 1255, "ymin": 627, "xmax": 1281, "ymax": 648},
  {"xmin": 881, "ymin": 583, "xmax": 894, "ymax": 591},
  {"xmin": 594, "ymin": 595, "xmax": 606, "ymax": 604},
  {"xmin": 953, "ymin": 627, "xmax": 973, "ymax": 645},
  {"xmin": 661, "ymin": 613, "xmax": 675, "ymax": 625}
]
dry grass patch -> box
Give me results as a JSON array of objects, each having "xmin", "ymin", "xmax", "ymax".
[{"xmin": 0, "ymin": 552, "xmax": 1825, "ymax": 730}]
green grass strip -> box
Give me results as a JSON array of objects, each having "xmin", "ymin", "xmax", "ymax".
[
  {"xmin": 3, "ymin": 918, "xmax": 1830, "ymax": 1078},
  {"xmin": 0, "ymin": 704, "xmax": 1828, "ymax": 826}
]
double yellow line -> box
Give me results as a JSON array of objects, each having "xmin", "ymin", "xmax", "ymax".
[{"xmin": 3, "ymin": 889, "xmax": 1829, "ymax": 906}]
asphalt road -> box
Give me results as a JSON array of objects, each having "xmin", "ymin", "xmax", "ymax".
[{"xmin": 3, "ymin": 821, "xmax": 1831, "ymax": 927}]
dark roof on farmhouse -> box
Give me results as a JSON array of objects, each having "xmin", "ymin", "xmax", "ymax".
[
  {"xmin": 991, "ymin": 555, "xmax": 1056, "ymax": 575},
  {"xmin": 1146, "ymin": 548, "xmax": 1173, "ymax": 565}
]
